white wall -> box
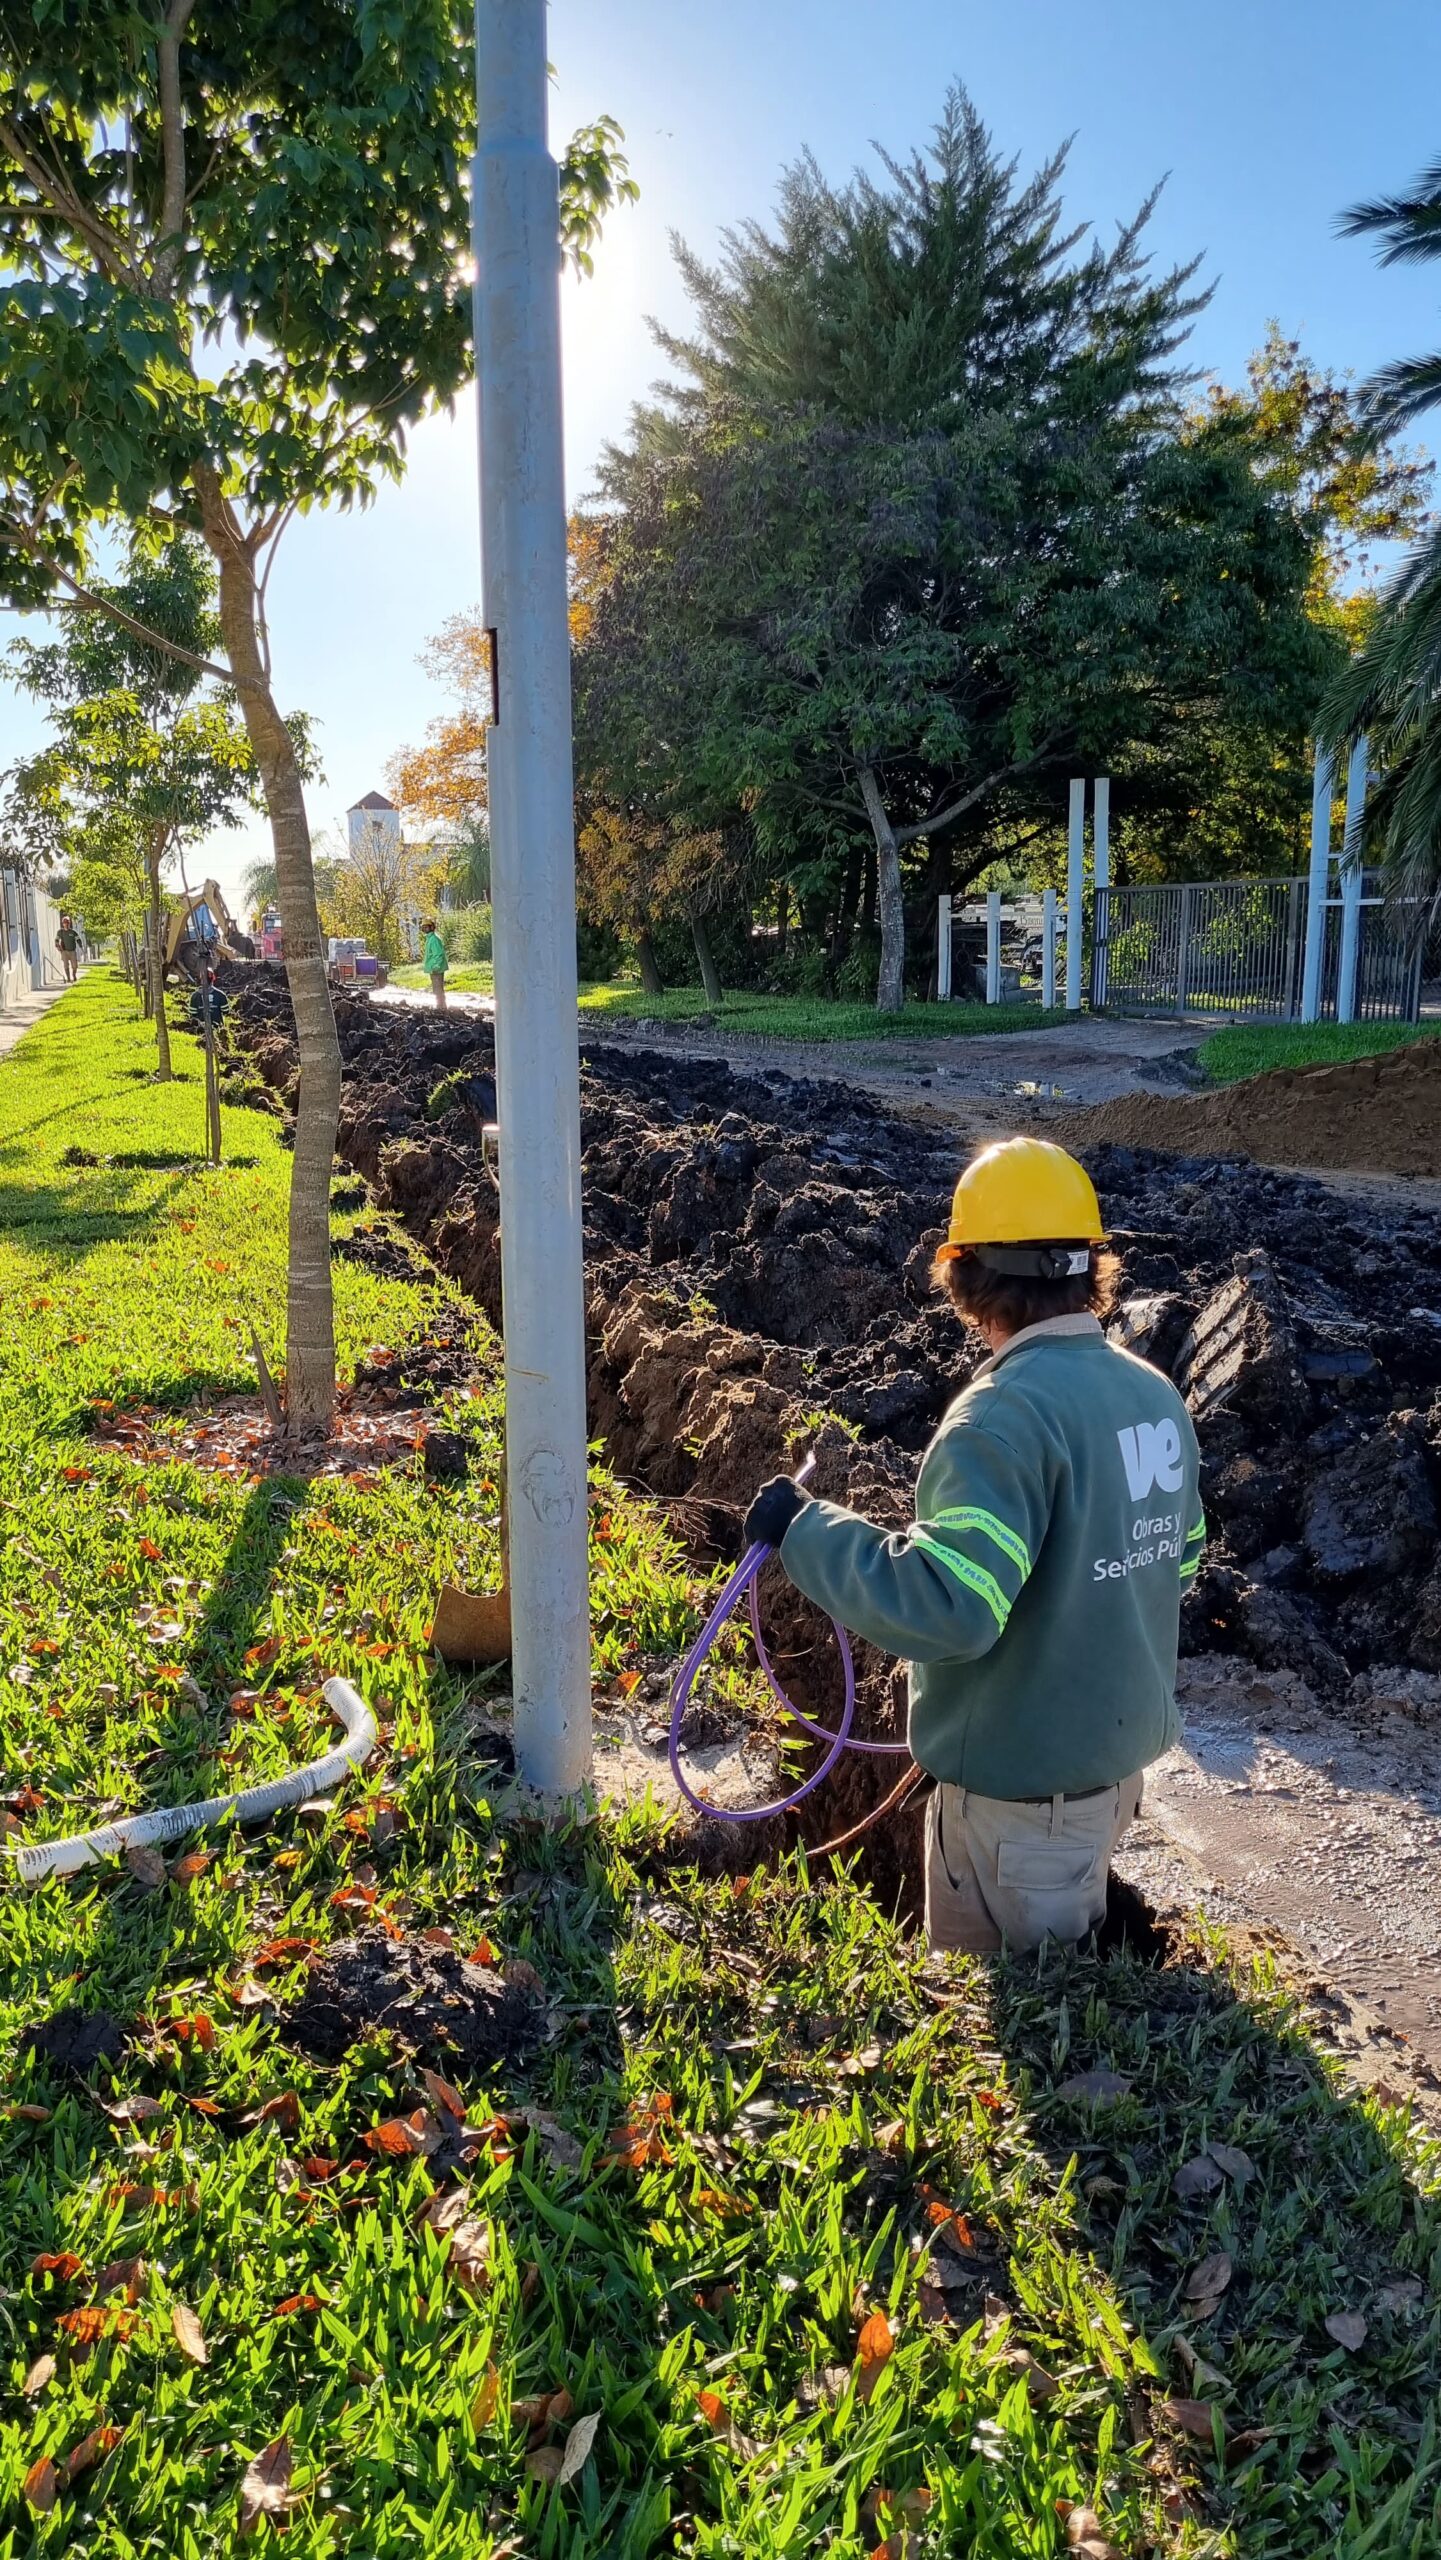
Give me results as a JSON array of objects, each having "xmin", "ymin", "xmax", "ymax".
[{"xmin": 0, "ymin": 870, "xmax": 66, "ymax": 1009}]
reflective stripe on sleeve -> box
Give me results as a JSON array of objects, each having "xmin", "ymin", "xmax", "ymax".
[
  {"xmin": 907, "ymin": 1530, "xmax": 1012, "ymax": 1632},
  {"xmin": 928, "ymin": 1505, "xmax": 1031, "ymax": 1578}
]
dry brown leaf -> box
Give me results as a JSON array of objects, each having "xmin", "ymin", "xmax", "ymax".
[
  {"xmin": 525, "ymin": 2444, "xmax": 564, "ymax": 2485},
  {"xmin": 62, "ymin": 2423, "xmax": 123, "ymax": 2484},
  {"xmin": 1056, "ymin": 2069, "xmax": 1132, "ymax": 2105},
  {"xmin": 242, "ymin": 2091, "xmax": 301, "ymax": 2135},
  {"xmin": 101, "ymin": 2094, "xmax": 163, "ymax": 2124},
  {"xmin": 444, "ymin": 2219, "xmax": 493, "ymax": 2299},
  {"xmin": 470, "ymin": 2363, "xmax": 501, "ymax": 2429},
  {"xmin": 96, "ymin": 2252, "xmax": 146, "ymax": 2303},
  {"xmin": 1324, "ymin": 2309, "xmax": 1368, "ymax": 2353},
  {"xmin": 31, "ymin": 2249, "xmax": 85, "ymax": 2281},
  {"xmin": 23, "ymin": 2353, "xmax": 56, "ymax": 2399},
  {"xmin": 231, "ymin": 1977, "xmax": 271, "ymax": 2010},
  {"xmin": 503, "ymin": 1958, "xmax": 546, "ymax": 1997},
  {"xmin": 1158, "ymin": 2395, "xmax": 1224, "ymax": 2443},
  {"xmin": 874, "ymin": 2118, "xmax": 908, "ymax": 2155},
  {"xmin": 1002, "ymin": 2346, "xmax": 1060, "ymax": 2402},
  {"xmin": 57, "ymin": 2304, "xmax": 137, "ymax": 2349},
  {"xmin": 856, "ymin": 2308, "xmax": 895, "ymax": 2402},
  {"xmin": 1184, "ymin": 2251, "xmax": 1233, "ymax": 2305},
  {"xmin": 170, "ymin": 1851, "xmax": 211, "ymax": 1885},
  {"xmin": 1063, "ymin": 2507, "xmax": 1124, "ymax": 2557},
  {"xmin": 556, "ymin": 2411, "xmax": 600, "ymax": 2487},
  {"xmin": 7, "ymin": 2102, "xmax": 52, "ymax": 2123},
  {"xmin": 124, "ymin": 1844, "xmax": 167, "ymax": 1890},
  {"xmin": 172, "ymin": 2303, "xmax": 209, "ymax": 2365},
  {"xmin": 364, "ymin": 2109, "xmax": 441, "ymax": 2159},
  {"xmin": 526, "ymin": 2110, "xmax": 584, "ymax": 2171},
  {"xmin": 1205, "ymin": 2139, "xmax": 1256, "ymax": 2188},
  {"xmin": 1173, "ymin": 2154, "xmax": 1224, "ymax": 2202},
  {"xmin": 420, "ymin": 2068, "xmax": 467, "ymax": 2121},
  {"xmin": 22, "ymin": 2455, "xmax": 59, "ymax": 2515},
  {"xmin": 238, "ymin": 2435, "xmax": 296, "ymax": 2535},
  {"xmin": 1374, "ymin": 2277, "xmax": 1424, "ymax": 2319}
]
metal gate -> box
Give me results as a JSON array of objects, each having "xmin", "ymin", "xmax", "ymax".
[{"xmin": 1091, "ymin": 875, "xmax": 1424, "ymax": 1022}]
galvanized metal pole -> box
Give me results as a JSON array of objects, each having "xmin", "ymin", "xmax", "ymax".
[
  {"xmin": 1041, "ymin": 887, "xmax": 1057, "ymax": 1011},
  {"xmin": 472, "ymin": 0, "xmax": 592, "ymax": 1795},
  {"xmin": 936, "ymin": 893, "xmax": 952, "ymax": 1001},
  {"xmin": 1300, "ymin": 744, "xmax": 1334, "ymax": 1025},
  {"xmin": 1091, "ymin": 777, "xmax": 1110, "ymax": 1011},
  {"xmin": 985, "ymin": 890, "xmax": 1001, "ymax": 1004},
  {"xmin": 1065, "ymin": 779, "xmax": 1085, "ymax": 1010},
  {"xmin": 1336, "ymin": 738, "xmax": 1368, "ymax": 1027}
]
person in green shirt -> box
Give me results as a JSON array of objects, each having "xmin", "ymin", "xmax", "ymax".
[
  {"xmin": 743, "ymin": 1137, "xmax": 1203, "ymax": 1956},
  {"xmin": 421, "ymin": 918, "xmax": 448, "ymax": 1012}
]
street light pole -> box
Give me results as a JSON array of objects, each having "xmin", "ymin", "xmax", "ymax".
[{"xmin": 472, "ymin": 0, "xmax": 592, "ymax": 1795}]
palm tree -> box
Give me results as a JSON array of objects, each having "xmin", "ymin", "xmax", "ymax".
[{"xmin": 1323, "ymin": 162, "xmax": 1441, "ymax": 900}]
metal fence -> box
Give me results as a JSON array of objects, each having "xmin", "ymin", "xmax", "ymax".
[{"xmin": 1090, "ymin": 874, "xmax": 1424, "ymax": 1023}]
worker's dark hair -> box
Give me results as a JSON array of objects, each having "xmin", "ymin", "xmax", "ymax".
[{"xmin": 931, "ymin": 1242, "xmax": 1120, "ymax": 1335}]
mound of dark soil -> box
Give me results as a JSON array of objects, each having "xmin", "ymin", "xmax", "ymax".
[
  {"xmin": 284, "ymin": 1928, "xmax": 542, "ymax": 2067},
  {"xmin": 1059, "ymin": 1038, "xmax": 1441, "ymax": 1179},
  {"xmin": 224, "ymin": 965, "xmax": 1441, "ymax": 1744},
  {"xmin": 23, "ymin": 2006, "xmax": 124, "ymax": 2075}
]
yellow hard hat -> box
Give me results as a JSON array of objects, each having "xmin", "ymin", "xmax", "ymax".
[{"xmin": 944, "ymin": 1138, "xmax": 1104, "ymax": 1269}]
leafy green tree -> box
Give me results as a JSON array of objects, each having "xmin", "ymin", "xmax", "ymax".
[
  {"xmin": 0, "ymin": 3, "xmax": 631, "ymax": 1424},
  {"xmin": 6, "ymin": 539, "xmax": 261, "ymax": 1077},
  {"xmin": 1323, "ymin": 159, "xmax": 1441, "ymax": 901},
  {"xmin": 584, "ymin": 93, "xmax": 1333, "ymax": 1007}
]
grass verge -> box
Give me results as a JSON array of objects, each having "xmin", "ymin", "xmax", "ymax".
[
  {"xmin": 1, "ymin": 979, "xmax": 1438, "ymax": 2557},
  {"xmin": 1197, "ymin": 1021, "xmax": 1441, "ymax": 1086},
  {"xmin": 389, "ymin": 965, "xmax": 495, "ymax": 997},
  {"xmin": 577, "ymin": 985, "xmax": 1064, "ymax": 1042}
]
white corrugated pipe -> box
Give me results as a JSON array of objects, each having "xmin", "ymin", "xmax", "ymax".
[{"xmin": 9, "ymin": 1676, "xmax": 377, "ymax": 1885}]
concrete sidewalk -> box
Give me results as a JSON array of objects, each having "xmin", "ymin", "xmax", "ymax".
[{"xmin": 0, "ymin": 973, "xmax": 78, "ymax": 1061}]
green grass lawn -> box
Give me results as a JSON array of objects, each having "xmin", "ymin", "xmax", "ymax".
[
  {"xmin": 577, "ymin": 984, "xmax": 1064, "ymax": 1042},
  {"xmin": 388, "ymin": 964, "xmax": 496, "ymax": 997},
  {"xmin": 1198, "ymin": 1020, "xmax": 1441, "ymax": 1086},
  {"xmin": 2, "ymin": 979, "xmax": 1439, "ymax": 2557}
]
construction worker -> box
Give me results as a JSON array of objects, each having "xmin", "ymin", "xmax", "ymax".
[
  {"xmin": 744, "ymin": 1137, "xmax": 1203, "ymax": 1956},
  {"xmin": 421, "ymin": 917, "xmax": 448, "ymax": 1013}
]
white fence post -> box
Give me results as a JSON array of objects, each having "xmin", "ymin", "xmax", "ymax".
[
  {"xmin": 1066, "ymin": 778, "xmax": 1085, "ymax": 1011},
  {"xmin": 1041, "ymin": 887, "xmax": 1057, "ymax": 1010},
  {"xmin": 1091, "ymin": 776, "xmax": 1110, "ymax": 1009},
  {"xmin": 1300, "ymin": 743, "xmax": 1334, "ymax": 1024},
  {"xmin": 985, "ymin": 889, "xmax": 1001, "ymax": 1005},
  {"xmin": 936, "ymin": 892, "xmax": 952, "ymax": 1001},
  {"xmin": 1336, "ymin": 738, "xmax": 1368, "ymax": 1026}
]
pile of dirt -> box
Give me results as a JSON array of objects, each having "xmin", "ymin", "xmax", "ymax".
[
  {"xmin": 224, "ymin": 968, "xmax": 1441, "ymax": 1793},
  {"xmin": 1058, "ymin": 1037, "xmax": 1441, "ymax": 1179},
  {"xmin": 284, "ymin": 1928, "xmax": 542, "ymax": 2068}
]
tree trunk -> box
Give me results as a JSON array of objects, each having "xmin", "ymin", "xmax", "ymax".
[
  {"xmin": 199, "ymin": 466, "xmax": 340, "ymax": 1432},
  {"xmin": 689, "ymin": 908, "xmax": 723, "ymax": 1007},
  {"xmin": 858, "ymin": 769, "xmax": 906, "ymax": 1013},
  {"xmin": 147, "ymin": 846, "xmax": 173, "ymax": 1078},
  {"xmin": 636, "ymin": 930, "xmax": 664, "ymax": 997}
]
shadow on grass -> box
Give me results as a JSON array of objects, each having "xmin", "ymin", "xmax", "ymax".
[{"xmin": 975, "ymin": 1922, "xmax": 1441, "ymax": 2556}]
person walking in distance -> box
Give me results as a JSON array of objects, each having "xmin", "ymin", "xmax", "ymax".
[
  {"xmin": 744, "ymin": 1138, "xmax": 1204, "ymax": 1956},
  {"xmin": 55, "ymin": 914, "xmax": 80, "ymax": 983},
  {"xmin": 421, "ymin": 917, "xmax": 448, "ymax": 1013}
]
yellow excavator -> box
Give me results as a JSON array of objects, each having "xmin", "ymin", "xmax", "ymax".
[{"xmin": 164, "ymin": 879, "xmax": 254, "ymax": 977}]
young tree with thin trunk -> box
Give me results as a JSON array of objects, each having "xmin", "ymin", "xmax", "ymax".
[
  {"xmin": 6, "ymin": 539, "xmax": 259, "ymax": 1078},
  {"xmin": 0, "ymin": 3, "xmax": 632, "ymax": 1427}
]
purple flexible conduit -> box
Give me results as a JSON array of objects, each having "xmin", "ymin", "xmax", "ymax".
[{"xmin": 667, "ymin": 1543, "xmax": 909, "ymax": 1826}]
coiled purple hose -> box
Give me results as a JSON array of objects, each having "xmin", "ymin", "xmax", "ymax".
[{"xmin": 667, "ymin": 1512, "xmax": 909, "ymax": 1825}]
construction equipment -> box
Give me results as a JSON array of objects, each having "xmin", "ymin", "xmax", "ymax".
[{"xmin": 164, "ymin": 878, "xmax": 251, "ymax": 976}]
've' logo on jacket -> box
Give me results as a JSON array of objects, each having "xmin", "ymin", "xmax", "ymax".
[{"xmin": 1116, "ymin": 1419, "xmax": 1184, "ymax": 1501}]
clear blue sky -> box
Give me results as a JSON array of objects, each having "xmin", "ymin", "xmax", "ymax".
[{"xmin": 5, "ymin": 0, "xmax": 1440, "ymax": 913}]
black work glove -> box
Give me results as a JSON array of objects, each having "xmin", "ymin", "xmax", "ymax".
[{"xmin": 744, "ymin": 1474, "xmax": 812, "ymax": 1551}]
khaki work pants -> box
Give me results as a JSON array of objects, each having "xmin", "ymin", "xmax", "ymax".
[
  {"xmin": 430, "ymin": 970, "xmax": 447, "ymax": 1012},
  {"xmin": 924, "ymin": 1772, "xmax": 1144, "ymax": 1955}
]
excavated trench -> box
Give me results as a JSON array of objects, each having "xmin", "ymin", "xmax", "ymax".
[{"xmin": 224, "ymin": 967, "xmax": 1441, "ymax": 1923}]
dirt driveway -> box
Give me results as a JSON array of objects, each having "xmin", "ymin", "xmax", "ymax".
[{"xmin": 1118, "ymin": 1656, "xmax": 1441, "ymax": 2106}]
